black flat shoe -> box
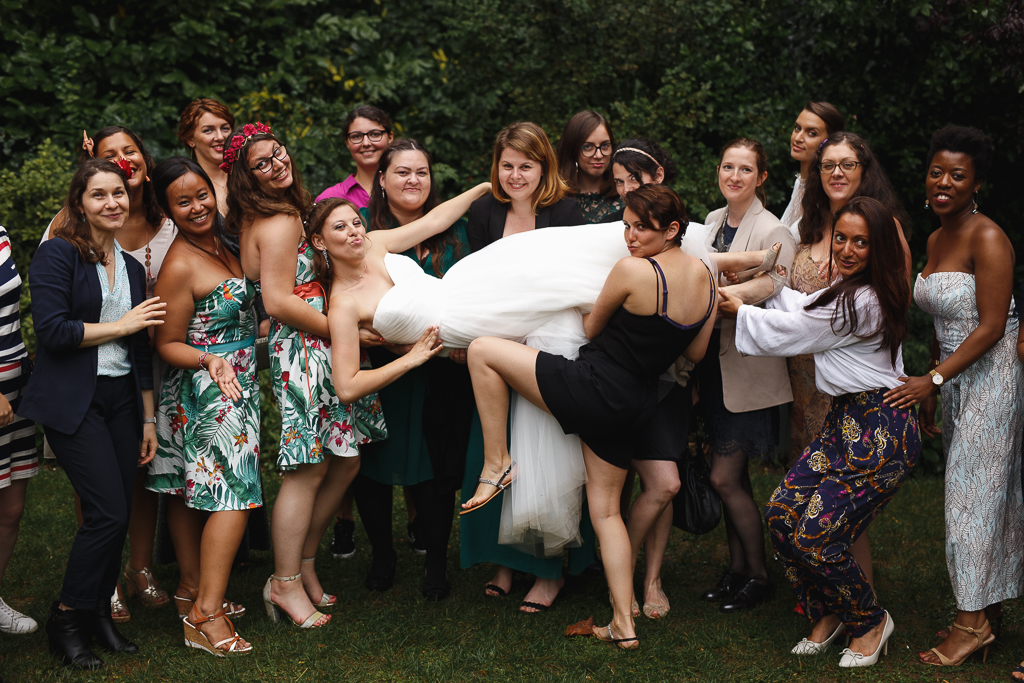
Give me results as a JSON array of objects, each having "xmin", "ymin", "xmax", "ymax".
[
  {"xmin": 93, "ymin": 600, "xmax": 139, "ymax": 654},
  {"xmin": 700, "ymin": 570, "xmax": 747, "ymax": 602},
  {"xmin": 46, "ymin": 602, "xmax": 103, "ymax": 670},
  {"xmin": 365, "ymin": 550, "xmax": 398, "ymax": 592},
  {"xmin": 719, "ymin": 577, "xmax": 773, "ymax": 613}
]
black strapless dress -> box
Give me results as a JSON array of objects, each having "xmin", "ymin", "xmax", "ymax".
[{"xmin": 536, "ymin": 259, "xmax": 713, "ymax": 468}]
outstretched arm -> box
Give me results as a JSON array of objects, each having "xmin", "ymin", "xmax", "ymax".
[
  {"xmin": 329, "ymin": 294, "xmax": 442, "ymax": 404},
  {"xmin": 377, "ymin": 183, "xmax": 491, "ymax": 254}
]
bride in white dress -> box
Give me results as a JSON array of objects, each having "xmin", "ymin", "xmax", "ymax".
[{"xmin": 312, "ymin": 183, "xmax": 777, "ymax": 554}]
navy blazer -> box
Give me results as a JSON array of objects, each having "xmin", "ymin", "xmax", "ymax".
[
  {"xmin": 466, "ymin": 195, "xmax": 587, "ymax": 252},
  {"xmin": 20, "ymin": 237, "xmax": 153, "ymax": 435}
]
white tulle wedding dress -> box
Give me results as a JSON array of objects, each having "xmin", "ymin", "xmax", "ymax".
[{"xmin": 372, "ymin": 221, "xmax": 710, "ymax": 556}]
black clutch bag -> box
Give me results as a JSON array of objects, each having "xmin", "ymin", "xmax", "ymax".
[{"xmin": 672, "ymin": 447, "xmax": 721, "ymax": 535}]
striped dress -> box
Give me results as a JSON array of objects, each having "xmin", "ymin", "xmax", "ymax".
[{"xmin": 0, "ymin": 226, "xmax": 38, "ymax": 488}]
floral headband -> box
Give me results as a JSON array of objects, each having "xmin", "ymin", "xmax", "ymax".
[{"xmin": 220, "ymin": 122, "xmax": 274, "ymax": 173}]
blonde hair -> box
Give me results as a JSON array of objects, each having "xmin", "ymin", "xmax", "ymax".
[{"xmin": 489, "ymin": 121, "xmax": 567, "ymax": 213}]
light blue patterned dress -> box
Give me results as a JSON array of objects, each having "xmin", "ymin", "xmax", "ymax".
[{"xmin": 915, "ymin": 272, "xmax": 1024, "ymax": 610}]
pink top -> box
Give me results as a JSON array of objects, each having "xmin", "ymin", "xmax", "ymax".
[{"xmin": 315, "ymin": 174, "xmax": 370, "ymax": 207}]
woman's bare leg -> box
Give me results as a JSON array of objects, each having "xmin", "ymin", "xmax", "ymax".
[
  {"xmin": 463, "ymin": 337, "xmax": 546, "ymax": 509},
  {"xmin": 584, "ymin": 445, "xmax": 634, "ymax": 641},
  {"xmin": 126, "ymin": 469, "xmax": 161, "ymax": 593},
  {"xmin": 301, "ymin": 455, "xmax": 361, "ymax": 603},
  {"xmin": 0, "ymin": 479, "xmax": 28, "ymax": 584},
  {"xmin": 194, "ymin": 510, "xmax": 249, "ymax": 649},
  {"xmin": 165, "ymin": 495, "xmax": 204, "ymax": 597},
  {"xmin": 628, "ymin": 459, "xmax": 679, "ymax": 617},
  {"xmin": 270, "ymin": 461, "xmax": 330, "ymax": 624}
]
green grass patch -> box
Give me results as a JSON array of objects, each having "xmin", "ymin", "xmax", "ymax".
[{"xmin": 1, "ymin": 463, "xmax": 1017, "ymax": 681}]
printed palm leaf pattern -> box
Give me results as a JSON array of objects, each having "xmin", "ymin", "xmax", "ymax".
[
  {"xmin": 148, "ymin": 362, "xmax": 186, "ymax": 495},
  {"xmin": 267, "ymin": 240, "xmax": 386, "ymax": 471},
  {"xmin": 147, "ymin": 277, "xmax": 262, "ymax": 511}
]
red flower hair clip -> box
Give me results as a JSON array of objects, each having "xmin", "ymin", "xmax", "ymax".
[
  {"xmin": 115, "ymin": 157, "xmax": 134, "ymax": 180},
  {"xmin": 220, "ymin": 122, "xmax": 274, "ymax": 173}
]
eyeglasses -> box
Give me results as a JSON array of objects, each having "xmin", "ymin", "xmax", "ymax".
[
  {"xmin": 819, "ymin": 160, "xmax": 861, "ymax": 174},
  {"xmin": 581, "ymin": 141, "xmax": 613, "ymax": 157},
  {"xmin": 251, "ymin": 145, "xmax": 288, "ymax": 174},
  {"xmin": 347, "ymin": 129, "xmax": 388, "ymax": 144}
]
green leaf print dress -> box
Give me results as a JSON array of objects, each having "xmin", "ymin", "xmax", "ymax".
[
  {"xmin": 147, "ymin": 277, "xmax": 263, "ymax": 511},
  {"xmin": 264, "ymin": 240, "xmax": 386, "ymax": 469}
]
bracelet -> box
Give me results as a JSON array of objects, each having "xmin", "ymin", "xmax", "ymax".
[
  {"xmin": 198, "ymin": 351, "xmax": 211, "ymax": 370},
  {"xmin": 142, "ymin": 417, "xmax": 156, "ymax": 424}
]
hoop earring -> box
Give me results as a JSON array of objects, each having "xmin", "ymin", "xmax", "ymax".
[
  {"xmin": 972, "ymin": 193, "xmax": 979, "ymax": 214},
  {"xmin": 924, "ymin": 199, "xmax": 930, "ymax": 210}
]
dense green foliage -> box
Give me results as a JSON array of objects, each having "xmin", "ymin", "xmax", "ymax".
[{"xmin": 3, "ymin": 0, "xmax": 1020, "ymax": 471}]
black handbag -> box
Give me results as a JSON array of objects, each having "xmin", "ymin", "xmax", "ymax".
[{"xmin": 672, "ymin": 447, "xmax": 721, "ymax": 535}]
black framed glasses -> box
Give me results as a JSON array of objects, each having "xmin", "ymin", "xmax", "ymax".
[
  {"xmin": 347, "ymin": 129, "xmax": 388, "ymax": 144},
  {"xmin": 581, "ymin": 141, "xmax": 613, "ymax": 157},
  {"xmin": 819, "ymin": 160, "xmax": 861, "ymax": 174},
  {"xmin": 251, "ymin": 145, "xmax": 288, "ymax": 174}
]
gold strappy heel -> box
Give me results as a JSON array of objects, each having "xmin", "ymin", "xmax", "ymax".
[
  {"xmin": 301, "ymin": 557, "xmax": 336, "ymax": 609},
  {"xmin": 123, "ymin": 564, "xmax": 170, "ymax": 608},
  {"xmin": 922, "ymin": 620, "xmax": 994, "ymax": 666},
  {"xmin": 262, "ymin": 573, "xmax": 330, "ymax": 628}
]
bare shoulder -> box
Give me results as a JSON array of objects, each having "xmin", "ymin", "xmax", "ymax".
[
  {"xmin": 252, "ymin": 212, "xmax": 303, "ymax": 246},
  {"xmin": 970, "ymin": 216, "xmax": 1014, "ymax": 265}
]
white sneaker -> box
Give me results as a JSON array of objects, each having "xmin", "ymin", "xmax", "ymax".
[{"xmin": 0, "ymin": 596, "xmax": 38, "ymax": 634}]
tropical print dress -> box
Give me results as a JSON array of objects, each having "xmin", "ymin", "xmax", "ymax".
[
  {"xmin": 263, "ymin": 240, "xmax": 386, "ymax": 469},
  {"xmin": 147, "ymin": 277, "xmax": 263, "ymax": 511}
]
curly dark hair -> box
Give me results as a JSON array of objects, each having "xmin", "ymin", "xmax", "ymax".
[
  {"xmin": 800, "ymin": 132, "xmax": 909, "ymax": 246},
  {"xmin": 623, "ymin": 184, "xmax": 687, "ymax": 246},
  {"xmin": 927, "ymin": 124, "xmax": 995, "ymax": 181},
  {"xmin": 612, "ymin": 137, "xmax": 678, "ymax": 188},
  {"xmin": 224, "ymin": 127, "xmax": 310, "ymax": 235}
]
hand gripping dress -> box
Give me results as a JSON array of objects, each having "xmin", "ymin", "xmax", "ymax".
[
  {"xmin": 372, "ymin": 222, "xmax": 712, "ymax": 555},
  {"xmin": 915, "ymin": 272, "xmax": 1024, "ymax": 611},
  {"xmin": 147, "ymin": 277, "xmax": 262, "ymax": 511},
  {"xmin": 263, "ymin": 241, "xmax": 387, "ymax": 469}
]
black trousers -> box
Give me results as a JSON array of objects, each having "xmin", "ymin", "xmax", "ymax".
[
  {"xmin": 353, "ymin": 474, "xmax": 454, "ymax": 576},
  {"xmin": 46, "ymin": 375, "xmax": 139, "ymax": 610}
]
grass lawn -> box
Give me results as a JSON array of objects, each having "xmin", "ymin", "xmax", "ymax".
[{"xmin": 1, "ymin": 462, "xmax": 1018, "ymax": 682}]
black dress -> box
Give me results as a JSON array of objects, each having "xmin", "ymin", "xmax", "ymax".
[{"xmin": 536, "ymin": 258, "xmax": 714, "ymax": 469}]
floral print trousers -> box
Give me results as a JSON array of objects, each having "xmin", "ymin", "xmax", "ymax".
[{"xmin": 764, "ymin": 389, "xmax": 921, "ymax": 637}]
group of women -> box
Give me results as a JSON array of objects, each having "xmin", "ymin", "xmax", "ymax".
[{"xmin": 0, "ymin": 95, "xmax": 1019, "ymax": 676}]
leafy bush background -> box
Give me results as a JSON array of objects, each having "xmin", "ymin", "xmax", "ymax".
[{"xmin": 4, "ymin": 0, "xmax": 1023, "ymax": 471}]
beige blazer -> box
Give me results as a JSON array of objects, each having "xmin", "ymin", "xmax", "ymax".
[{"xmin": 704, "ymin": 199, "xmax": 796, "ymax": 413}]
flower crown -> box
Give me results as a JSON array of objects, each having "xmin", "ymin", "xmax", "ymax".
[{"xmin": 220, "ymin": 122, "xmax": 274, "ymax": 173}]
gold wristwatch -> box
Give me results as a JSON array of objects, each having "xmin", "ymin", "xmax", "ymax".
[{"xmin": 928, "ymin": 369, "xmax": 944, "ymax": 387}]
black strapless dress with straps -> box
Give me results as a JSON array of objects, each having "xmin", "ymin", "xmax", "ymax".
[{"xmin": 536, "ymin": 258, "xmax": 714, "ymax": 469}]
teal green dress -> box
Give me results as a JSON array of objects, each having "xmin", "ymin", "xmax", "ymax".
[{"xmin": 359, "ymin": 209, "xmax": 476, "ymax": 486}]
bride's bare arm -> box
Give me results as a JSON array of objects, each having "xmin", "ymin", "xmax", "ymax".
[
  {"xmin": 330, "ymin": 295, "xmax": 443, "ymax": 404},
  {"xmin": 377, "ymin": 183, "xmax": 491, "ymax": 254},
  {"xmin": 259, "ymin": 214, "xmax": 330, "ymax": 338},
  {"xmin": 582, "ymin": 258, "xmax": 634, "ymax": 340}
]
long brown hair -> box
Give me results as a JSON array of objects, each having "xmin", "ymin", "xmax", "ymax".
[
  {"xmin": 489, "ymin": 122, "xmax": 567, "ymax": 212},
  {"xmin": 802, "ymin": 101, "xmax": 845, "ymax": 137},
  {"xmin": 303, "ymin": 197, "xmax": 363, "ymax": 310},
  {"xmin": 800, "ymin": 132, "xmax": 909, "ymax": 246},
  {"xmin": 366, "ymin": 139, "xmax": 463, "ymax": 277},
  {"xmin": 805, "ymin": 197, "xmax": 909, "ymax": 366},
  {"xmin": 556, "ymin": 111, "xmax": 617, "ymax": 197},
  {"xmin": 53, "ymin": 158, "xmax": 128, "ymax": 265},
  {"xmin": 224, "ymin": 127, "xmax": 310, "ymax": 235}
]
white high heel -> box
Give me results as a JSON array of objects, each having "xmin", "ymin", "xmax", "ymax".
[
  {"xmin": 791, "ymin": 621, "xmax": 846, "ymax": 655},
  {"xmin": 838, "ymin": 611, "xmax": 893, "ymax": 668}
]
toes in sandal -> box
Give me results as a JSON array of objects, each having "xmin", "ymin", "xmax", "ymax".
[
  {"xmin": 301, "ymin": 557, "xmax": 336, "ymax": 609},
  {"xmin": 110, "ymin": 585, "xmax": 131, "ymax": 624},
  {"xmin": 921, "ymin": 620, "xmax": 994, "ymax": 666},
  {"xmin": 262, "ymin": 574, "xmax": 330, "ymax": 628},
  {"xmin": 124, "ymin": 565, "xmax": 170, "ymax": 608},
  {"xmin": 183, "ymin": 605, "xmax": 252, "ymax": 657},
  {"xmin": 593, "ymin": 623, "xmax": 639, "ymax": 651}
]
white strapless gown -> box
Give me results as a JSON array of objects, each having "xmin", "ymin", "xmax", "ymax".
[{"xmin": 372, "ymin": 221, "xmax": 710, "ymax": 556}]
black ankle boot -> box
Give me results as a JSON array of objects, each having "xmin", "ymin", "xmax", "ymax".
[
  {"xmin": 422, "ymin": 558, "xmax": 450, "ymax": 601},
  {"xmin": 94, "ymin": 600, "xmax": 139, "ymax": 654},
  {"xmin": 365, "ymin": 549, "xmax": 398, "ymax": 592},
  {"xmin": 46, "ymin": 602, "xmax": 103, "ymax": 670}
]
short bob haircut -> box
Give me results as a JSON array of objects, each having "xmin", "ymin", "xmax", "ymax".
[
  {"xmin": 176, "ymin": 98, "xmax": 236, "ymax": 150},
  {"xmin": 556, "ymin": 110, "xmax": 617, "ymax": 197},
  {"xmin": 927, "ymin": 124, "xmax": 995, "ymax": 181},
  {"xmin": 54, "ymin": 157, "xmax": 129, "ymax": 265},
  {"xmin": 489, "ymin": 121, "xmax": 568, "ymax": 213},
  {"xmin": 622, "ymin": 184, "xmax": 687, "ymax": 246}
]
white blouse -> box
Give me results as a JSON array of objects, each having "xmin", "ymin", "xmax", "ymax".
[
  {"xmin": 780, "ymin": 174, "xmax": 804, "ymax": 242},
  {"xmin": 735, "ymin": 285, "xmax": 905, "ymax": 395}
]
